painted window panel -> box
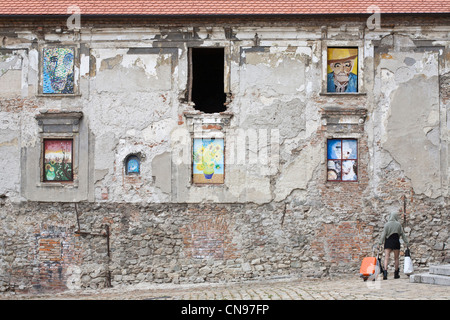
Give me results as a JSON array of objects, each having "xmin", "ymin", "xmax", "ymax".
[
  {"xmin": 327, "ymin": 47, "xmax": 358, "ymax": 93},
  {"xmin": 327, "ymin": 160, "xmax": 342, "ymax": 181},
  {"xmin": 193, "ymin": 138, "xmax": 224, "ymax": 184},
  {"xmin": 43, "ymin": 47, "xmax": 75, "ymax": 94},
  {"xmin": 126, "ymin": 155, "xmax": 140, "ymax": 174},
  {"xmin": 342, "ymin": 160, "xmax": 357, "ymax": 181},
  {"xmin": 43, "ymin": 139, "xmax": 73, "ymax": 181},
  {"xmin": 342, "ymin": 139, "xmax": 358, "ymax": 159},
  {"xmin": 327, "ymin": 139, "xmax": 342, "ymax": 160},
  {"xmin": 327, "ymin": 139, "xmax": 358, "ymax": 182}
]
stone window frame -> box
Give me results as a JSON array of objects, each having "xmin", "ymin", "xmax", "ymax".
[
  {"xmin": 124, "ymin": 153, "xmax": 142, "ymax": 176},
  {"xmin": 37, "ymin": 43, "xmax": 81, "ymax": 97},
  {"xmin": 42, "ymin": 138, "xmax": 74, "ymax": 182},
  {"xmin": 321, "ymin": 107, "xmax": 367, "ymax": 184},
  {"xmin": 185, "ymin": 44, "xmax": 233, "ymax": 112},
  {"xmin": 184, "ymin": 112, "xmax": 233, "ymax": 186},
  {"xmin": 320, "ymin": 40, "xmax": 366, "ymax": 96},
  {"xmin": 35, "ymin": 111, "xmax": 83, "ymax": 188}
]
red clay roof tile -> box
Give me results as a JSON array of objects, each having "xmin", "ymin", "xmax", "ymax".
[{"xmin": 0, "ymin": 1, "xmax": 449, "ymax": 16}]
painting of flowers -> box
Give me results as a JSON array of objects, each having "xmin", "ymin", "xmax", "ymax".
[
  {"xmin": 193, "ymin": 138, "xmax": 224, "ymax": 184},
  {"xmin": 43, "ymin": 139, "xmax": 73, "ymax": 181}
]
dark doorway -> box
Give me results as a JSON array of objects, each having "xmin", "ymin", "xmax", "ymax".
[{"xmin": 190, "ymin": 48, "xmax": 226, "ymax": 113}]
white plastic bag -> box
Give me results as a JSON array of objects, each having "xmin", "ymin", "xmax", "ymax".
[{"xmin": 403, "ymin": 249, "xmax": 414, "ymax": 275}]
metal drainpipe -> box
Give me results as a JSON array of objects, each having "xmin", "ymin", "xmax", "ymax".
[{"xmin": 74, "ymin": 204, "xmax": 112, "ymax": 287}]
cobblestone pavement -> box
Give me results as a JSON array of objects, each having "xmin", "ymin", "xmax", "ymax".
[{"xmin": 2, "ymin": 274, "xmax": 449, "ymax": 300}]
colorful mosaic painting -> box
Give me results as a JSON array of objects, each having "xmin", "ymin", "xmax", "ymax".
[
  {"xmin": 327, "ymin": 139, "xmax": 358, "ymax": 181},
  {"xmin": 43, "ymin": 47, "xmax": 74, "ymax": 94},
  {"xmin": 43, "ymin": 139, "xmax": 73, "ymax": 181},
  {"xmin": 193, "ymin": 138, "xmax": 224, "ymax": 184},
  {"xmin": 327, "ymin": 48, "xmax": 358, "ymax": 93}
]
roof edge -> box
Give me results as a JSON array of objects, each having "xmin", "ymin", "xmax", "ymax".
[{"xmin": 0, "ymin": 12, "xmax": 449, "ymax": 18}]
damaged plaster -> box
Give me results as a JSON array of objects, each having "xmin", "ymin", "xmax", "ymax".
[
  {"xmin": 376, "ymin": 43, "xmax": 444, "ymax": 199},
  {"xmin": 0, "ymin": 20, "xmax": 449, "ymax": 293}
]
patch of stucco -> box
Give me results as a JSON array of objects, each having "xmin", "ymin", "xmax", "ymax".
[
  {"xmin": 383, "ymin": 75, "xmax": 441, "ymax": 198},
  {"xmin": 274, "ymin": 142, "xmax": 322, "ymax": 202}
]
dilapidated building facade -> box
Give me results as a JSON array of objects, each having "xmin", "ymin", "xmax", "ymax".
[{"xmin": 0, "ymin": 1, "xmax": 449, "ymax": 293}]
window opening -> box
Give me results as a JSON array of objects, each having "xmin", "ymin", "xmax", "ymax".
[
  {"xmin": 190, "ymin": 48, "xmax": 226, "ymax": 113},
  {"xmin": 125, "ymin": 155, "xmax": 140, "ymax": 175},
  {"xmin": 327, "ymin": 139, "xmax": 358, "ymax": 182}
]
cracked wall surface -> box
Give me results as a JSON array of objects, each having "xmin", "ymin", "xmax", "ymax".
[
  {"xmin": 0, "ymin": 16, "xmax": 449, "ymax": 293},
  {"xmin": 375, "ymin": 40, "xmax": 444, "ymax": 199}
]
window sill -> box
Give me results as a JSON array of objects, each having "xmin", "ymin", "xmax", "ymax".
[
  {"xmin": 184, "ymin": 111, "xmax": 234, "ymax": 134},
  {"xmin": 319, "ymin": 92, "xmax": 367, "ymax": 96},
  {"xmin": 36, "ymin": 181, "xmax": 78, "ymax": 188},
  {"xmin": 183, "ymin": 111, "xmax": 234, "ymax": 117},
  {"xmin": 190, "ymin": 183, "xmax": 226, "ymax": 187},
  {"xmin": 36, "ymin": 93, "xmax": 82, "ymax": 98}
]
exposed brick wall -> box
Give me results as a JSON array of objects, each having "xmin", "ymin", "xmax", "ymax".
[
  {"xmin": 305, "ymin": 109, "xmax": 377, "ymax": 265},
  {"xmin": 30, "ymin": 225, "xmax": 83, "ymax": 293},
  {"xmin": 181, "ymin": 205, "xmax": 238, "ymax": 260},
  {"xmin": 311, "ymin": 221, "xmax": 375, "ymax": 265},
  {"xmin": 1, "ymin": 200, "xmax": 447, "ymax": 293}
]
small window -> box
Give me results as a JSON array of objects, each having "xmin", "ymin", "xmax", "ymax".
[
  {"xmin": 193, "ymin": 138, "xmax": 224, "ymax": 184},
  {"xmin": 189, "ymin": 48, "xmax": 226, "ymax": 113},
  {"xmin": 327, "ymin": 139, "xmax": 358, "ymax": 182},
  {"xmin": 125, "ymin": 155, "xmax": 140, "ymax": 175},
  {"xmin": 327, "ymin": 47, "xmax": 358, "ymax": 93},
  {"xmin": 43, "ymin": 139, "xmax": 73, "ymax": 182}
]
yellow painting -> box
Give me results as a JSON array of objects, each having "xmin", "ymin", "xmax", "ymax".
[
  {"xmin": 327, "ymin": 48, "xmax": 358, "ymax": 93},
  {"xmin": 193, "ymin": 138, "xmax": 224, "ymax": 184}
]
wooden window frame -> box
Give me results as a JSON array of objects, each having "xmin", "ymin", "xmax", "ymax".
[{"xmin": 327, "ymin": 138, "xmax": 358, "ymax": 182}]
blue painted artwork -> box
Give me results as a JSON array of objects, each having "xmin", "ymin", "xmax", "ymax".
[
  {"xmin": 43, "ymin": 47, "xmax": 74, "ymax": 94},
  {"xmin": 342, "ymin": 139, "xmax": 357, "ymax": 159},
  {"xmin": 327, "ymin": 139, "xmax": 342, "ymax": 159},
  {"xmin": 126, "ymin": 156, "xmax": 140, "ymax": 174},
  {"xmin": 327, "ymin": 139, "xmax": 358, "ymax": 181}
]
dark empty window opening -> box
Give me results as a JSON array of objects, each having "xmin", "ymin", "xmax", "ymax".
[{"xmin": 190, "ymin": 48, "xmax": 226, "ymax": 113}]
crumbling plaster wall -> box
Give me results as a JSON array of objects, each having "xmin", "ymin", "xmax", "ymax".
[
  {"xmin": 0, "ymin": 22, "xmax": 449, "ymax": 292},
  {"xmin": 1, "ymin": 26, "xmax": 448, "ymax": 205},
  {"xmin": 372, "ymin": 34, "xmax": 449, "ymax": 201},
  {"xmin": 0, "ymin": 49, "xmax": 28, "ymax": 201},
  {"xmin": 87, "ymin": 46, "xmax": 176, "ymax": 203}
]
